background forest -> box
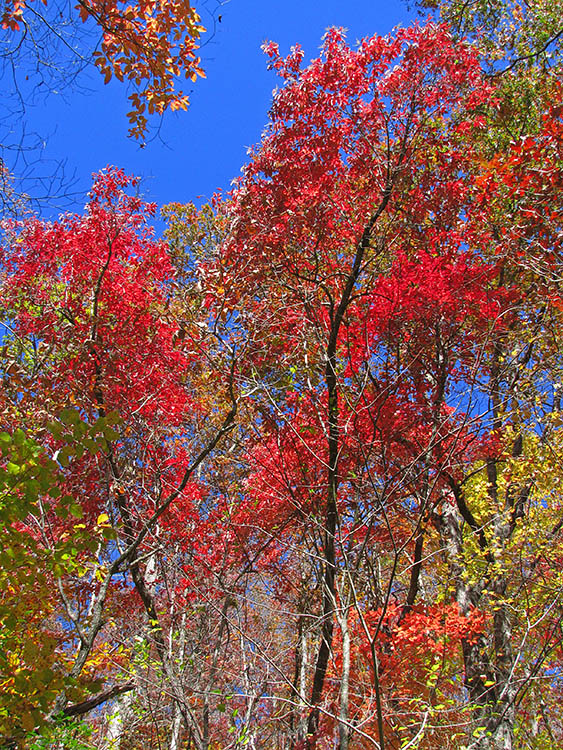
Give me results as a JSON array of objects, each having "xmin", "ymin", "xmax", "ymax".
[{"xmin": 0, "ymin": 0, "xmax": 562, "ymax": 749}]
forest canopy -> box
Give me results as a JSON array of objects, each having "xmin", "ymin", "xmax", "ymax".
[{"xmin": 0, "ymin": 1, "xmax": 562, "ymax": 749}]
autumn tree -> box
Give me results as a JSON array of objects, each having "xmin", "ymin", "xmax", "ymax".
[
  {"xmin": 203, "ymin": 19, "xmax": 562, "ymax": 750},
  {"xmin": 416, "ymin": 1, "xmax": 563, "ymax": 746},
  {"xmin": 0, "ymin": 168, "xmax": 239, "ymax": 747},
  {"xmin": 0, "ymin": 0, "xmax": 218, "ymax": 218},
  {"xmin": 1, "ymin": 0, "xmax": 208, "ymax": 139}
]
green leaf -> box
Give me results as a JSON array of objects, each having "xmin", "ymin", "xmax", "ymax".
[
  {"xmin": 83, "ymin": 437, "xmax": 99, "ymax": 455},
  {"xmin": 103, "ymin": 426, "xmax": 119, "ymax": 441},
  {"xmin": 57, "ymin": 446, "xmax": 74, "ymax": 467},
  {"xmin": 47, "ymin": 421, "xmax": 64, "ymax": 438},
  {"xmin": 90, "ymin": 417, "xmax": 107, "ymax": 435},
  {"xmin": 13, "ymin": 428, "xmax": 26, "ymax": 447},
  {"xmin": 59, "ymin": 409, "xmax": 80, "ymax": 426}
]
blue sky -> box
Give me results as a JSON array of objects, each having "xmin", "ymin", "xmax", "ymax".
[{"xmin": 6, "ymin": 0, "xmax": 415, "ymax": 226}]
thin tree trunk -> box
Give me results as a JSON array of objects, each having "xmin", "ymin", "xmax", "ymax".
[
  {"xmin": 104, "ymin": 689, "xmax": 135, "ymax": 749},
  {"xmin": 337, "ymin": 608, "xmax": 351, "ymax": 750}
]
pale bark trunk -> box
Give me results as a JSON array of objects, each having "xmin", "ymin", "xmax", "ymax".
[
  {"xmin": 104, "ymin": 689, "xmax": 135, "ymax": 749},
  {"xmin": 169, "ymin": 702, "xmax": 183, "ymax": 750},
  {"xmin": 338, "ymin": 611, "xmax": 351, "ymax": 750},
  {"xmin": 169, "ymin": 613, "xmax": 186, "ymax": 750}
]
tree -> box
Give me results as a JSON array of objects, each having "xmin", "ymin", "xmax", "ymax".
[
  {"xmin": 205, "ymin": 20, "xmax": 562, "ymax": 750},
  {"xmin": 418, "ymin": 0, "xmax": 562, "ymax": 73},
  {"xmin": 0, "ymin": 168, "xmax": 237, "ymax": 747},
  {"xmin": 1, "ymin": 0, "xmax": 207, "ymax": 140},
  {"xmin": 0, "ymin": 0, "xmax": 217, "ymax": 219}
]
